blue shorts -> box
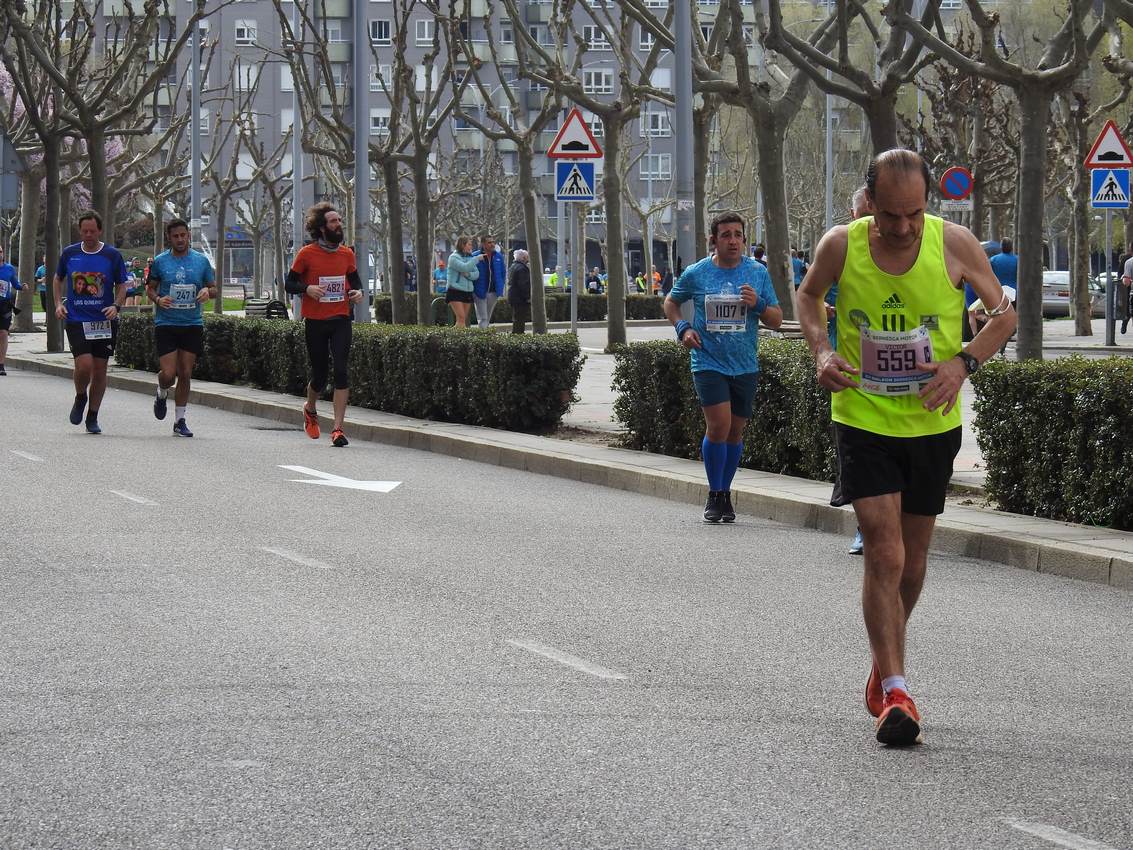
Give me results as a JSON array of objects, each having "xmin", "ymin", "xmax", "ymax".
[{"xmin": 692, "ymin": 370, "xmax": 759, "ymax": 418}]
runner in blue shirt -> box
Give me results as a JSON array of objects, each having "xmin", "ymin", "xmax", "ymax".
[
  {"xmin": 665, "ymin": 211, "xmax": 784, "ymax": 523},
  {"xmin": 0, "ymin": 245, "xmax": 24, "ymax": 376},
  {"xmin": 53, "ymin": 211, "xmax": 129, "ymax": 434},
  {"xmin": 791, "ymin": 248, "xmax": 808, "ymax": 288},
  {"xmin": 145, "ymin": 218, "xmax": 216, "ymax": 437},
  {"xmin": 989, "ymin": 238, "xmax": 1018, "ymax": 292}
]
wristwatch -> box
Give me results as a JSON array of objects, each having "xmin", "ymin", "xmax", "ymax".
[{"xmin": 956, "ymin": 351, "xmax": 979, "ymax": 375}]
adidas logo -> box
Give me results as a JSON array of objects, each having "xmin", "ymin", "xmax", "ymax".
[{"xmin": 882, "ymin": 292, "xmax": 904, "ymax": 309}]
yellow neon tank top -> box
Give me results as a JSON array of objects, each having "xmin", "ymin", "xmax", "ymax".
[{"xmin": 832, "ymin": 214, "xmax": 963, "ymax": 437}]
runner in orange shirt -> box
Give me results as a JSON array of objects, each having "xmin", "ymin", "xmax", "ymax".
[{"xmin": 283, "ymin": 202, "xmax": 364, "ymax": 447}]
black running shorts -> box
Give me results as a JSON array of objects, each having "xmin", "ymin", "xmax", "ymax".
[
  {"xmin": 831, "ymin": 423, "xmax": 962, "ymax": 516},
  {"xmin": 155, "ymin": 324, "xmax": 205, "ymax": 358},
  {"xmin": 65, "ymin": 319, "xmax": 118, "ymax": 360}
]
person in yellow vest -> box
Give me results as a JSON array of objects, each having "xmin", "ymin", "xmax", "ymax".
[{"xmin": 797, "ymin": 149, "xmax": 1016, "ymax": 747}]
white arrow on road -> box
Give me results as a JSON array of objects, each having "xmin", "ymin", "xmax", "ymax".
[{"xmin": 279, "ymin": 465, "xmax": 401, "ymax": 493}]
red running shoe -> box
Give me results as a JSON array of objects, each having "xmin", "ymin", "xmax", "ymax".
[
  {"xmin": 331, "ymin": 428, "xmax": 349, "ymax": 448},
  {"xmin": 866, "ymin": 661, "xmax": 884, "ymax": 718},
  {"xmin": 875, "ymin": 688, "xmax": 923, "ymax": 746},
  {"xmin": 303, "ymin": 406, "xmax": 320, "ymax": 440}
]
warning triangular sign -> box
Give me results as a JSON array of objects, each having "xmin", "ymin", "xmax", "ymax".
[
  {"xmin": 547, "ymin": 107, "xmax": 603, "ymax": 159},
  {"xmin": 1085, "ymin": 119, "xmax": 1133, "ymax": 169}
]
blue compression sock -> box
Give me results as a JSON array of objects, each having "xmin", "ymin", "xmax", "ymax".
[
  {"xmin": 722, "ymin": 441, "xmax": 743, "ymax": 491},
  {"xmin": 702, "ymin": 437, "xmax": 729, "ymax": 491}
]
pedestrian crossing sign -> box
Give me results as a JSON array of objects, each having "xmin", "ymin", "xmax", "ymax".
[
  {"xmin": 555, "ymin": 161, "xmax": 596, "ymax": 202},
  {"xmin": 1091, "ymin": 168, "xmax": 1130, "ymax": 209}
]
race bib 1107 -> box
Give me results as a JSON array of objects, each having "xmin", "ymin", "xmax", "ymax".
[{"xmin": 704, "ymin": 293, "xmax": 747, "ymax": 333}]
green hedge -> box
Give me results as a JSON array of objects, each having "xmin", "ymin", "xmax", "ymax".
[
  {"xmin": 612, "ymin": 337, "xmax": 835, "ymax": 481},
  {"xmin": 972, "ymin": 357, "xmax": 1133, "ymax": 529},
  {"xmin": 374, "ymin": 293, "xmax": 663, "ymax": 324},
  {"xmin": 115, "ymin": 314, "xmax": 585, "ymax": 431}
]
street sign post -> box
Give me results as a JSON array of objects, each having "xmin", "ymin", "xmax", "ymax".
[
  {"xmin": 555, "ymin": 161, "xmax": 595, "ymax": 202},
  {"xmin": 1084, "ymin": 122, "xmax": 1133, "ymax": 345}
]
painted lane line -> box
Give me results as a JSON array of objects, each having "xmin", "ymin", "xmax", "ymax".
[
  {"xmin": 1000, "ymin": 818, "xmax": 1123, "ymax": 850},
  {"xmin": 278, "ymin": 465, "xmax": 400, "ymax": 493},
  {"xmin": 258, "ymin": 546, "xmax": 332, "ymax": 571},
  {"xmin": 9, "ymin": 450, "xmax": 44, "ymax": 462},
  {"xmin": 507, "ymin": 639, "xmax": 626, "ymax": 680},
  {"xmin": 109, "ymin": 490, "xmax": 159, "ymax": 506}
]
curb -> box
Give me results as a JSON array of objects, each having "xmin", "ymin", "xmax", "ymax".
[{"xmin": 7, "ymin": 352, "xmax": 1131, "ymax": 592}]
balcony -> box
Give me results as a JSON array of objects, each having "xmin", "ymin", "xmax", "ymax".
[
  {"xmin": 320, "ymin": 0, "xmax": 350, "ymax": 18},
  {"xmin": 326, "ymin": 42, "xmax": 351, "ymax": 63},
  {"xmin": 537, "ymin": 174, "xmax": 556, "ymax": 194},
  {"xmin": 495, "ymin": 137, "xmax": 518, "ymax": 153},
  {"xmin": 525, "ymin": 3, "xmax": 553, "ymax": 23}
]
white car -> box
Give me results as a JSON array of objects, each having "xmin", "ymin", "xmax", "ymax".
[{"xmin": 1041, "ymin": 271, "xmax": 1106, "ymax": 317}]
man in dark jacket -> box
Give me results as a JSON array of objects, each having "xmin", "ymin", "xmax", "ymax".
[{"xmin": 508, "ymin": 248, "xmax": 532, "ymax": 334}]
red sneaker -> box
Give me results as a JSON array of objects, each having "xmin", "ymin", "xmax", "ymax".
[
  {"xmin": 866, "ymin": 662, "xmax": 884, "ymax": 718},
  {"xmin": 875, "ymin": 688, "xmax": 923, "ymax": 746},
  {"xmin": 303, "ymin": 406, "xmax": 320, "ymax": 440}
]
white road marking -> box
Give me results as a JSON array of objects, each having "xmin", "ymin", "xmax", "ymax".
[
  {"xmin": 507, "ymin": 639, "xmax": 626, "ymax": 680},
  {"xmin": 258, "ymin": 546, "xmax": 332, "ymax": 571},
  {"xmin": 279, "ymin": 465, "xmax": 401, "ymax": 493},
  {"xmin": 1000, "ymin": 818, "xmax": 1123, "ymax": 850},
  {"xmin": 109, "ymin": 490, "xmax": 158, "ymax": 506},
  {"xmin": 9, "ymin": 450, "xmax": 44, "ymax": 462}
]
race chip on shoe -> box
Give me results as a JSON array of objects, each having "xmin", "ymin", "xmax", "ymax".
[
  {"xmin": 320, "ymin": 275, "xmax": 346, "ymax": 302},
  {"xmin": 858, "ymin": 324, "xmax": 934, "ymax": 396},
  {"xmin": 704, "ymin": 285, "xmax": 748, "ymax": 333}
]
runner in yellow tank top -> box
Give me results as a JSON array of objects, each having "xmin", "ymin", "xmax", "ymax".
[{"xmin": 797, "ymin": 150, "xmax": 1016, "ymax": 747}]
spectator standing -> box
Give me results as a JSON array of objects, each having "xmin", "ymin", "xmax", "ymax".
[
  {"xmin": 661, "ymin": 267, "xmax": 674, "ymax": 296},
  {"xmin": 1120, "ymin": 243, "xmax": 1133, "ymax": 333},
  {"xmin": 404, "ymin": 255, "xmax": 417, "ymax": 292},
  {"xmin": 989, "ymin": 238, "xmax": 1018, "ymax": 300},
  {"xmin": 472, "ymin": 235, "xmax": 506, "ymax": 329},
  {"xmin": 433, "ymin": 260, "xmax": 447, "ymax": 293},
  {"xmin": 586, "ymin": 267, "xmax": 601, "ymax": 294},
  {"xmin": 445, "ymin": 236, "xmax": 478, "ymax": 327},
  {"xmin": 753, "ymin": 245, "xmax": 767, "ymax": 266},
  {"xmin": 508, "ymin": 248, "xmax": 532, "ymax": 334},
  {"xmin": 633, "ymin": 271, "xmax": 646, "ymax": 294},
  {"xmin": 35, "ymin": 256, "xmax": 47, "ymax": 314},
  {"xmin": 791, "ymin": 248, "xmax": 808, "ymax": 288}
]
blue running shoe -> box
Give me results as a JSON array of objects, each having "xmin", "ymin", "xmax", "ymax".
[
  {"xmin": 69, "ymin": 394, "xmax": 87, "ymax": 425},
  {"xmin": 85, "ymin": 416, "xmax": 101, "ymax": 435},
  {"xmin": 172, "ymin": 418, "xmax": 193, "ymax": 438},
  {"xmin": 849, "ymin": 528, "xmax": 864, "ymax": 555},
  {"xmin": 154, "ymin": 389, "xmax": 168, "ymax": 420}
]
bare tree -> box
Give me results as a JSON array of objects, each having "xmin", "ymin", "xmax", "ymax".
[{"xmin": 889, "ymin": 0, "xmax": 1106, "ymax": 359}]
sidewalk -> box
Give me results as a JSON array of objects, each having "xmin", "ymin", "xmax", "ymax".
[{"xmin": 4, "ymin": 325, "xmax": 1131, "ymax": 590}]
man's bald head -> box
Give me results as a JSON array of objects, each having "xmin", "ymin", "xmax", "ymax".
[{"xmin": 866, "ymin": 149, "xmax": 931, "ymax": 203}]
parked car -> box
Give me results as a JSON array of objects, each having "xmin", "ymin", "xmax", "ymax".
[{"xmin": 1041, "ymin": 271, "xmax": 1106, "ymax": 317}]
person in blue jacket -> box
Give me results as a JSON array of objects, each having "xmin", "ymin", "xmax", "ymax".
[
  {"xmin": 445, "ymin": 236, "xmax": 479, "ymax": 327},
  {"xmin": 0, "ymin": 244, "xmax": 24, "ymax": 375},
  {"xmin": 472, "ymin": 234, "xmax": 507, "ymax": 330}
]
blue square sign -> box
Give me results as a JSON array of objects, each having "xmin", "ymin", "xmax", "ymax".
[
  {"xmin": 1091, "ymin": 169, "xmax": 1130, "ymax": 209},
  {"xmin": 555, "ymin": 161, "xmax": 595, "ymax": 203}
]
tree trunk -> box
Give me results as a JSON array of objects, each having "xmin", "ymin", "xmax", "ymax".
[
  {"xmin": 1013, "ymin": 85, "xmax": 1050, "ymax": 360},
  {"xmin": 752, "ymin": 114, "xmax": 796, "ymax": 319},
  {"xmin": 383, "ymin": 158, "xmax": 407, "ymax": 323},
  {"xmin": 863, "ymin": 92, "xmax": 900, "ymax": 154},
  {"xmin": 1071, "ymin": 111, "xmax": 1093, "ymax": 335},
  {"xmin": 252, "ymin": 232, "xmax": 264, "ymax": 298},
  {"xmin": 693, "ymin": 106, "xmax": 710, "ymax": 262},
  {"xmin": 87, "ymin": 124, "xmax": 111, "ymax": 244},
  {"xmin": 152, "ymin": 191, "xmax": 165, "ymax": 259},
  {"xmin": 44, "ymin": 137, "xmax": 63, "ymax": 352},
  {"xmin": 270, "ymin": 193, "xmax": 287, "ymax": 300},
  {"xmin": 14, "ymin": 169, "xmax": 41, "ymax": 332},
  {"xmin": 602, "ymin": 119, "xmax": 627, "ymax": 349},
  {"xmin": 214, "ymin": 196, "xmax": 227, "ymax": 314},
  {"xmin": 58, "ymin": 183, "xmax": 72, "ymax": 251},
  {"xmin": 970, "ymin": 96, "xmax": 985, "ymax": 241},
  {"xmin": 518, "ymin": 141, "xmax": 547, "ymax": 333},
  {"xmin": 412, "ymin": 153, "xmax": 432, "ymax": 325}
]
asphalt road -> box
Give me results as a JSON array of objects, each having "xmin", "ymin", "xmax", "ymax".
[{"xmin": 2, "ymin": 368, "xmax": 1131, "ymax": 850}]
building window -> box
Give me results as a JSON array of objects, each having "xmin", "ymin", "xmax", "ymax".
[
  {"xmin": 330, "ymin": 63, "xmax": 348, "ymax": 88},
  {"xmin": 641, "ymin": 110, "xmax": 670, "ymax": 138},
  {"xmin": 198, "ymin": 111, "xmax": 209, "ymax": 135},
  {"xmin": 528, "ymin": 24, "xmax": 551, "ymax": 46},
  {"xmin": 369, "ymin": 19, "xmax": 392, "ymax": 45},
  {"xmin": 586, "ymin": 206, "xmax": 606, "ymax": 224},
  {"xmin": 501, "ymin": 22, "xmax": 514, "ymax": 44},
  {"xmin": 639, "ymin": 27, "xmax": 654, "ymax": 51},
  {"xmin": 583, "ymin": 25, "xmax": 610, "ymax": 51},
  {"xmin": 234, "ymin": 19, "xmax": 256, "ymax": 45},
  {"xmin": 582, "ymin": 70, "xmax": 613, "ymax": 94},
  {"xmin": 700, "ymin": 24, "xmax": 713, "ymax": 42},
  {"xmin": 584, "ymin": 112, "xmax": 604, "ymax": 137},
  {"xmin": 370, "ymin": 63, "xmax": 392, "ymax": 91},
  {"xmin": 370, "ymin": 107, "xmax": 391, "ymax": 136},
  {"xmin": 324, "ymin": 21, "xmax": 346, "ymax": 43},
  {"xmin": 280, "ymin": 108, "xmax": 294, "ymax": 134},
  {"xmin": 416, "ymin": 18, "xmax": 434, "ymax": 45},
  {"xmin": 640, "ymin": 153, "xmax": 672, "ymax": 180},
  {"xmin": 281, "ymin": 64, "xmax": 293, "ymax": 91},
  {"xmin": 234, "ymin": 60, "xmax": 257, "ymax": 91}
]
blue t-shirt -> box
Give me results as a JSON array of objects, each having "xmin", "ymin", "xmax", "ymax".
[
  {"xmin": 669, "ymin": 255, "xmax": 779, "ymax": 376},
  {"xmin": 0, "ymin": 263, "xmax": 21, "ymax": 301},
  {"xmin": 56, "ymin": 242, "xmax": 128, "ymax": 323},
  {"xmin": 791, "ymin": 255, "xmax": 807, "ymax": 287},
  {"xmin": 147, "ymin": 249, "xmax": 215, "ymax": 327},
  {"xmin": 35, "ymin": 264, "xmax": 46, "ymax": 292},
  {"xmin": 989, "ymin": 252, "xmax": 1018, "ymax": 289}
]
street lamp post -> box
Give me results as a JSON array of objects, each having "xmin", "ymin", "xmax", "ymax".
[
  {"xmin": 291, "ymin": 0, "xmax": 303, "ymax": 319},
  {"xmin": 190, "ymin": 7, "xmax": 202, "ymax": 250},
  {"xmin": 352, "ymin": 0, "xmax": 370, "ymax": 322},
  {"xmin": 674, "ymin": 0, "xmax": 695, "ymax": 279}
]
